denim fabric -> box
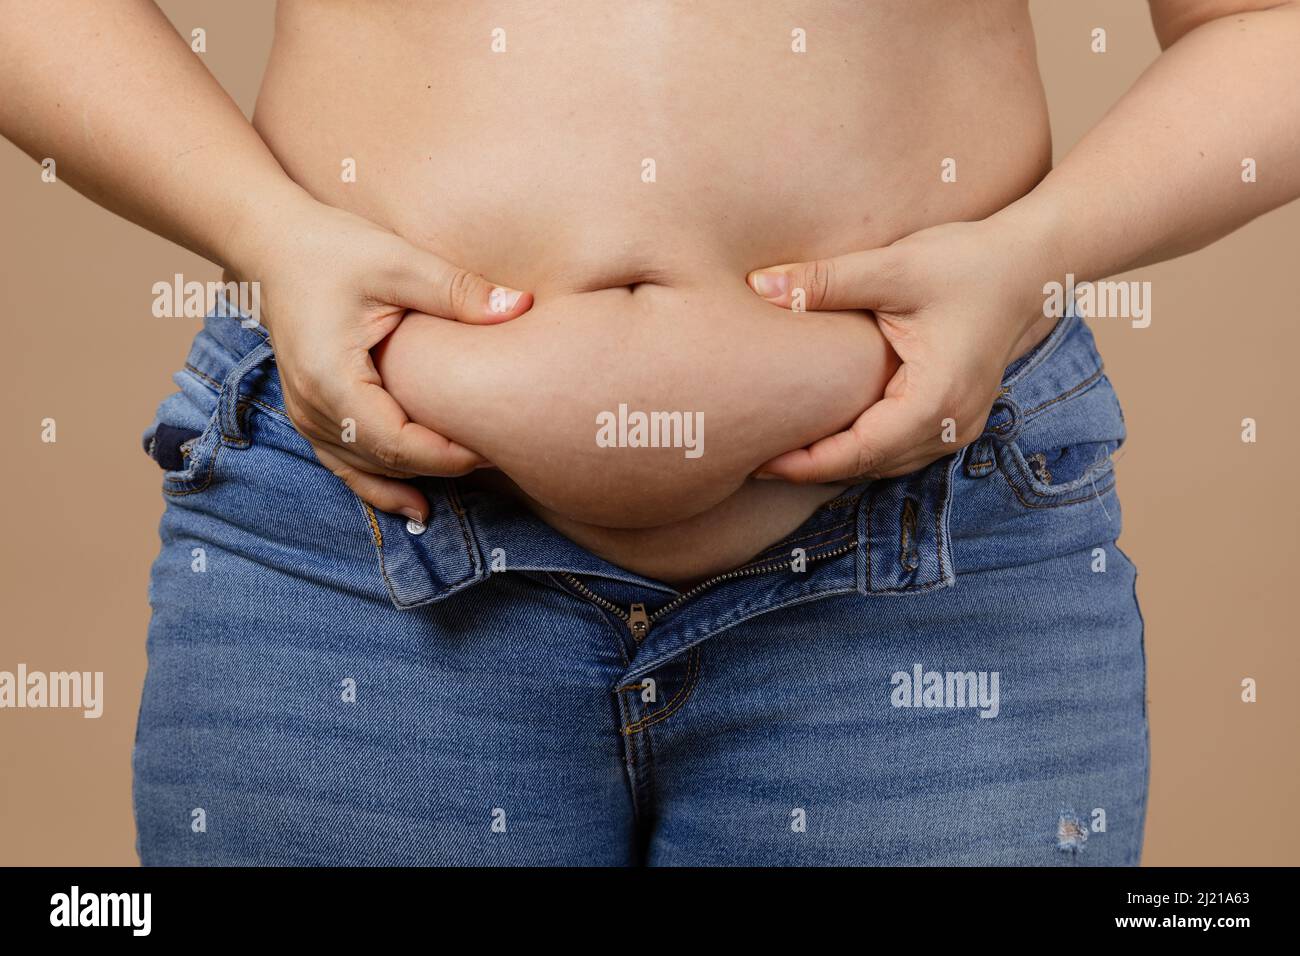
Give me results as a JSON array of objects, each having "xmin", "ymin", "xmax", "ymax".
[{"xmin": 134, "ymin": 308, "xmax": 1147, "ymax": 866}]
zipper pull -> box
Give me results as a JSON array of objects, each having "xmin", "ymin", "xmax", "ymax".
[{"xmin": 627, "ymin": 603, "xmax": 650, "ymax": 641}]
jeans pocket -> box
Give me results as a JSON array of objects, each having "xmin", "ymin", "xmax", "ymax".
[
  {"xmin": 999, "ymin": 436, "xmax": 1119, "ymax": 508},
  {"xmin": 143, "ymin": 367, "xmax": 224, "ymax": 495},
  {"xmin": 994, "ymin": 373, "xmax": 1126, "ymax": 511}
]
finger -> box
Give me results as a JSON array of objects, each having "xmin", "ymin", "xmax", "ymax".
[
  {"xmin": 310, "ymin": 421, "xmax": 487, "ymax": 480},
  {"xmin": 384, "ymin": 244, "xmax": 533, "ymax": 325},
  {"xmin": 746, "ymin": 247, "xmax": 904, "ymax": 313},
  {"xmin": 330, "ymin": 379, "xmax": 487, "ymax": 476},
  {"xmin": 317, "ymin": 422, "xmax": 489, "ymax": 478},
  {"xmin": 282, "ymin": 349, "xmax": 488, "ymax": 476},
  {"xmin": 316, "ymin": 447, "xmax": 431, "ymax": 522},
  {"xmin": 309, "ymin": 438, "xmax": 418, "ymax": 479},
  {"xmin": 754, "ymin": 394, "xmax": 928, "ymax": 483},
  {"xmin": 281, "ymin": 391, "xmax": 420, "ymax": 478}
]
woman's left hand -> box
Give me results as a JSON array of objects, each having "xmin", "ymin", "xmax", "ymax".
[{"xmin": 746, "ymin": 216, "xmax": 1060, "ymax": 482}]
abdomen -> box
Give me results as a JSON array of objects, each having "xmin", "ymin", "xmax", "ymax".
[
  {"xmin": 260, "ymin": 0, "xmax": 1049, "ymax": 576},
  {"xmin": 377, "ymin": 277, "xmax": 894, "ymax": 528}
]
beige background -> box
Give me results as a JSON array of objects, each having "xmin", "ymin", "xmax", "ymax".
[{"xmin": 1, "ymin": 1, "xmax": 1295, "ymax": 865}]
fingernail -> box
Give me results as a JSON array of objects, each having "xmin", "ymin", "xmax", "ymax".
[
  {"xmin": 398, "ymin": 507, "xmax": 425, "ymax": 522},
  {"xmin": 752, "ymin": 471, "xmax": 780, "ymax": 480},
  {"xmin": 488, "ymin": 286, "xmax": 524, "ymax": 314},
  {"xmin": 749, "ymin": 271, "xmax": 789, "ymax": 299},
  {"xmin": 473, "ymin": 462, "xmax": 496, "ymax": 470}
]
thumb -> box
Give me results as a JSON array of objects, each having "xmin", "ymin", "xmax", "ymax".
[
  {"xmin": 747, "ymin": 247, "xmax": 905, "ymax": 313},
  {"xmin": 389, "ymin": 244, "xmax": 533, "ymax": 325}
]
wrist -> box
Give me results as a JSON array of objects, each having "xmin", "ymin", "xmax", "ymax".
[
  {"xmin": 982, "ymin": 191, "xmax": 1072, "ymax": 334},
  {"xmin": 223, "ymin": 180, "xmax": 324, "ymax": 281}
]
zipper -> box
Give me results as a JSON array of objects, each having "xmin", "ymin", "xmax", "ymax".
[
  {"xmin": 558, "ymin": 540, "xmax": 857, "ymax": 641},
  {"xmin": 627, "ymin": 603, "xmax": 650, "ymax": 642}
]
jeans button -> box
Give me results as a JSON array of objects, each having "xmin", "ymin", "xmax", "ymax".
[{"xmin": 405, "ymin": 518, "xmax": 427, "ymax": 535}]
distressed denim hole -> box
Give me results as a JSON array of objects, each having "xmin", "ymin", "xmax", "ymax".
[{"xmin": 1056, "ymin": 811, "xmax": 1089, "ymax": 854}]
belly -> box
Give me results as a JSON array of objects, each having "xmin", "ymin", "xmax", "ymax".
[
  {"xmin": 254, "ymin": 0, "xmax": 1052, "ymax": 582},
  {"xmin": 374, "ymin": 279, "xmax": 894, "ymax": 526}
]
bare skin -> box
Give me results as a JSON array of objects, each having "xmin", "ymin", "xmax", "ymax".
[
  {"xmin": 267, "ymin": 0, "xmax": 1051, "ymax": 577},
  {"xmin": 2, "ymin": 0, "xmax": 1298, "ymax": 584},
  {"xmin": 375, "ymin": 296, "xmax": 894, "ymax": 529}
]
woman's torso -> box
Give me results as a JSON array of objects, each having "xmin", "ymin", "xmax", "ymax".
[{"xmin": 252, "ymin": 0, "xmax": 1052, "ymax": 583}]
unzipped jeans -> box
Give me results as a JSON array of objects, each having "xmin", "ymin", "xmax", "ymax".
[{"xmin": 133, "ymin": 308, "xmax": 1148, "ymax": 865}]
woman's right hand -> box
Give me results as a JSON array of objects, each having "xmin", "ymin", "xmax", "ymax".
[{"xmin": 229, "ymin": 193, "xmax": 532, "ymax": 523}]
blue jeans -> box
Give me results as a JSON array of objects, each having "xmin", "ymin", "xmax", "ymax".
[{"xmin": 133, "ymin": 309, "xmax": 1148, "ymax": 865}]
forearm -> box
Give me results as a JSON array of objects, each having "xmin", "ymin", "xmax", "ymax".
[
  {"xmin": 995, "ymin": 2, "xmax": 1300, "ymax": 291},
  {"xmin": 0, "ymin": 0, "xmax": 311, "ymax": 272}
]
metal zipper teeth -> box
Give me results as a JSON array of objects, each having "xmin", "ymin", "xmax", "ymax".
[
  {"xmin": 649, "ymin": 541, "xmax": 858, "ymax": 622},
  {"xmin": 559, "ymin": 540, "xmax": 859, "ymax": 625},
  {"xmin": 561, "ymin": 573, "xmax": 632, "ymax": 621}
]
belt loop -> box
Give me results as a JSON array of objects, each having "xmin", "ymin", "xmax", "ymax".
[
  {"xmin": 964, "ymin": 437, "xmax": 997, "ymax": 477},
  {"xmin": 362, "ymin": 477, "xmax": 486, "ymax": 609},
  {"xmin": 857, "ymin": 456, "xmax": 957, "ymax": 595},
  {"xmin": 218, "ymin": 340, "xmax": 275, "ymax": 443},
  {"xmin": 964, "ymin": 393, "xmax": 1024, "ymax": 478},
  {"xmin": 984, "ymin": 394, "xmax": 1025, "ymax": 443}
]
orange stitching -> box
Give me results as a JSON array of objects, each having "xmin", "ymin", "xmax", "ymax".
[
  {"xmin": 862, "ymin": 466, "xmax": 950, "ymax": 590},
  {"xmin": 1006, "ymin": 475, "xmax": 1115, "ymax": 509},
  {"xmin": 361, "ymin": 501, "xmax": 383, "ymax": 550},
  {"xmin": 359, "ymin": 498, "xmax": 412, "ymax": 606},
  {"xmin": 623, "ymin": 647, "xmax": 701, "ymax": 735},
  {"xmin": 443, "ymin": 482, "xmax": 480, "ymax": 575},
  {"xmin": 185, "ymin": 362, "xmax": 287, "ymax": 419},
  {"xmin": 1022, "ymin": 367, "xmax": 1104, "ymax": 418},
  {"xmin": 220, "ymin": 400, "xmax": 255, "ymax": 445},
  {"xmin": 183, "ymin": 363, "xmax": 221, "ymax": 388},
  {"xmin": 997, "ymin": 447, "xmax": 1116, "ymax": 509}
]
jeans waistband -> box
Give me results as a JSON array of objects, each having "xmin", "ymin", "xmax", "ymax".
[
  {"xmin": 997, "ymin": 311, "xmax": 1102, "ymax": 428},
  {"xmin": 183, "ymin": 307, "xmax": 281, "ymax": 410},
  {"xmin": 830, "ymin": 311, "xmax": 1099, "ymax": 601},
  {"xmin": 181, "ymin": 308, "xmax": 1101, "ymax": 623},
  {"xmin": 962, "ymin": 312, "xmax": 1103, "ymax": 479},
  {"xmin": 419, "ymin": 313, "xmax": 1101, "ymax": 633}
]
